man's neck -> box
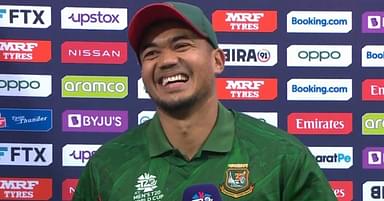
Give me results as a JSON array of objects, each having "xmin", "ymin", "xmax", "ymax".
[{"xmin": 157, "ymin": 99, "xmax": 219, "ymax": 160}]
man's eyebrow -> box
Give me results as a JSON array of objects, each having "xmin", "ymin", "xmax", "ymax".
[{"xmin": 140, "ymin": 33, "xmax": 196, "ymax": 52}]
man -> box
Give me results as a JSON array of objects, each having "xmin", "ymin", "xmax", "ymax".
[{"xmin": 73, "ymin": 2, "xmax": 338, "ymax": 201}]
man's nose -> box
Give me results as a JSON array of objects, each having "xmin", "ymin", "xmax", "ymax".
[{"xmin": 158, "ymin": 49, "xmax": 178, "ymax": 69}]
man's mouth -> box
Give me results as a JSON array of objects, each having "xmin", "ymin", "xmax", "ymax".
[{"xmin": 160, "ymin": 74, "xmax": 188, "ymax": 86}]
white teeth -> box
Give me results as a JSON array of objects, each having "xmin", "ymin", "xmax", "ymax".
[{"xmin": 162, "ymin": 74, "xmax": 187, "ymax": 86}]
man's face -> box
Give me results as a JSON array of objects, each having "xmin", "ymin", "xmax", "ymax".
[{"xmin": 139, "ymin": 21, "xmax": 224, "ymax": 112}]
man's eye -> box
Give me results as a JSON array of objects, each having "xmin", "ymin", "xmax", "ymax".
[
  {"xmin": 142, "ymin": 50, "xmax": 158, "ymax": 59},
  {"xmin": 174, "ymin": 42, "xmax": 191, "ymax": 50}
]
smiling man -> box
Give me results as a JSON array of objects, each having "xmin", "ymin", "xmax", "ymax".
[{"xmin": 72, "ymin": 2, "xmax": 337, "ymax": 201}]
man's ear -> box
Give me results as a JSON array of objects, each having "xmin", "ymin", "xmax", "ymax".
[{"xmin": 212, "ymin": 48, "xmax": 225, "ymax": 74}]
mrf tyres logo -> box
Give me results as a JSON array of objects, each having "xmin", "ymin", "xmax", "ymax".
[
  {"xmin": 61, "ymin": 41, "xmax": 127, "ymax": 64},
  {"xmin": 0, "ymin": 143, "xmax": 52, "ymax": 166},
  {"xmin": 219, "ymin": 44, "xmax": 277, "ymax": 66},
  {"xmin": 61, "ymin": 75, "xmax": 128, "ymax": 98},
  {"xmin": 0, "ymin": 5, "xmax": 51, "ymax": 28},
  {"xmin": 287, "ymin": 11, "xmax": 352, "ymax": 33},
  {"xmin": 0, "ymin": 177, "xmax": 52, "ymax": 200},
  {"xmin": 362, "ymin": 147, "xmax": 384, "ymax": 169},
  {"xmin": 362, "ymin": 79, "xmax": 384, "ymax": 101},
  {"xmin": 287, "ymin": 78, "xmax": 352, "ymax": 101},
  {"xmin": 287, "ymin": 45, "xmax": 352, "ymax": 67},
  {"xmin": 362, "ymin": 11, "xmax": 384, "ymax": 33},
  {"xmin": 62, "ymin": 144, "xmax": 101, "ymax": 167},
  {"xmin": 362, "ymin": 45, "xmax": 384, "ymax": 67},
  {"xmin": 61, "ymin": 7, "xmax": 127, "ymax": 30},
  {"xmin": 308, "ymin": 147, "xmax": 353, "ymax": 169},
  {"xmin": 0, "ymin": 108, "xmax": 52, "ymax": 132},
  {"xmin": 363, "ymin": 181, "xmax": 384, "ymax": 201},
  {"xmin": 0, "ymin": 74, "xmax": 51, "ymax": 97},
  {"xmin": 212, "ymin": 10, "xmax": 277, "ymax": 32},
  {"xmin": 0, "ymin": 39, "xmax": 51, "ymax": 62},
  {"xmin": 287, "ymin": 112, "xmax": 353, "ymax": 135},
  {"xmin": 216, "ymin": 78, "xmax": 277, "ymax": 100},
  {"xmin": 62, "ymin": 110, "xmax": 128, "ymax": 133},
  {"xmin": 362, "ymin": 113, "xmax": 384, "ymax": 135}
]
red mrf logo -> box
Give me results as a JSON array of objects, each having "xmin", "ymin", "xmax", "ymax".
[
  {"xmin": 362, "ymin": 79, "xmax": 384, "ymax": 101},
  {"xmin": 329, "ymin": 181, "xmax": 353, "ymax": 201},
  {"xmin": 216, "ymin": 78, "xmax": 277, "ymax": 100},
  {"xmin": 287, "ymin": 113, "xmax": 353, "ymax": 135},
  {"xmin": 62, "ymin": 179, "xmax": 78, "ymax": 201},
  {"xmin": 0, "ymin": 177, "xmax": 52, "ymax": 200},
  {"xmin": 0, "ymin": 39, "xmax": 51, "ymax": 62},
  {"xmin": 212, "ymin": 10, "xmax": 277, "ymax": 32}
]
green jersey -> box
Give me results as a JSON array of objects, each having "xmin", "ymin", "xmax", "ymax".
[{"xmin": 73, "ymin": 104, "xmax": 337, "ymax": 201}]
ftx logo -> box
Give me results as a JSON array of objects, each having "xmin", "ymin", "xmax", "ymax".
[{"xmin": 0, "ymin": 5, "xmax": 51, "ymax": 28}]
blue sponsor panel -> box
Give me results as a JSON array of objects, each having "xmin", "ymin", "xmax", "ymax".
[{"xmin": 0, "ymin": 108, "xmax": 52, "ymax": 132}]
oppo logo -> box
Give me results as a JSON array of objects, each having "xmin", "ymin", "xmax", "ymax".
[
  {"xmin": 298, "ymin": 50, "xmax": 341, "ymax": 61},
  {"xmin": 0, "ymin": 79, "xmax": 40, "ymax": 91},
  {"xmin": 0, "ymin": 74, "xmax": 51, "ymax": 97}
]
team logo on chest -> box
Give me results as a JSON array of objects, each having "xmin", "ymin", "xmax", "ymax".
[
  {"xmin": 133, "ymin": 172, "xmax": 164, "ymax": 201},
  {"xmin": 219, "ymin": 164, "xmax": 254, "ymax": 198}
]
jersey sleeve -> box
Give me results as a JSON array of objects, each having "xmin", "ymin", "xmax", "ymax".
[
  {"xmin": 72, "ymin": 160, "xmax": 101, "ymax": 201},
  {"xmin": 282, "ymin": 147, "xmax": 338, "ymax": 201}
]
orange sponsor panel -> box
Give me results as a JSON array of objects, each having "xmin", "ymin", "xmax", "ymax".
[
  {"xmin": 0, "ymin": 39, "xmax": 51, "ymax": 62},
  {"xmin": 0, "ymin": 177, "xmax": 52, "ymax": 200}
]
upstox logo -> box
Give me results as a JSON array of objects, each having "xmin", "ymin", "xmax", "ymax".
[
  {"xmin": 287, "ymin": 11, "xmax": 352, "ymax": 33},
  {"xmin": 216, "ymin": 78, "xmax": 278, "ymax": 100},
  {"xmin": 0, "ymin": 74, "xmax": 51, "ymax": 97},
  {"xmin": 0, "ymin": 5, "xmax": 51, "ymax": 28},
  {"xmin": 61, "ymin": 75, "xmax": 128, "ymax": 99},
  {"xmin": 363, "ymin": 181, "xmax": 384, "ymax": 201},
  {"xmin": 287, "ymin": 79, "xmax": 352, "ymax": 101},
  {"xmin": 219, "ymin": 44, "xmax": 278, "ymax": 66},
  {"xmin": 0, "ymin": 39, "xmax": 51, "ymax": 62},
  {"xmin": 61, "ymin": 7, "xmax": 127, "ymax": 30},
  {"xmin": 0, "ymin": 143, "xmax": 52, "ymax": 166},
  {"xmin": 362, "ymin": 113, "xmax": 384, "ymax": 135},
  {"xmin": 62, "ymin": 144, "xmax": 101, "ymax": 167},
  {"xmin": 362, "ymin": 45, "xmax": 384, "ymax": 67},
  {"xmin": 0, "ymin": 177, "xmax": 52, "ymax": 200},
  {"xmin": 287, "ymin": 45, "xmax": 352, "ymax": 67},
  {"xmin": 362, "ymin": 79, "xmax": 384, "ymax": 101},
  {"xmin": 309, "ymin": 147, "xmax": 353, "ymax": 169},
  {"xmin": 212, "ymin": 10, "xmax": 277, "ymax": 32}
]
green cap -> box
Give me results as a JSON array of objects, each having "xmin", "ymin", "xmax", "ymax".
[{"xmin": 128, "ymin": 2, "xmax": 219, "ymax": 56}]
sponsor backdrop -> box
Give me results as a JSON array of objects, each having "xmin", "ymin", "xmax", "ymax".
[{"xmin": 0, "ymin": 0, "xmax": 382, "ymax": 200}]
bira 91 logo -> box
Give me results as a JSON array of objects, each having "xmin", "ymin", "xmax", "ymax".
[
  {"xmin": 216, "ymin": 78, "xmax": 277, "ymax": 100},
  {"xmin": 219, "ymin": 44, "xmax": 278, "ymax": 66},
  {"xmin": 362, "ymin": 147, "xmax": 384, "ymax": 169},
  {"xmin": 0, "ymin": 177, "xmax": 52, "ymax": 200},
  {"xmin": 61, "ymin": 75, "xmax": 128, "ymax": 98},
  {"xmin": 0, "ymin": 5, "xmax": 51, "ymax": 28},
  {"xmin": 62, "ymin": 179, "xmax": 78, "ymax": 201},
  {"xmin": 362, "ymin": 79, "xmax": 384, "ymax": 101},
  {"xmin": 62, "ymin": 110, "xmax": 128, "ymax": 133},
  {"xmin": 362, "ymin": 113, "xmax": 384, "ymax": 135},
  {"xmin": 212, "ymin": 10, "xmax": 277, "ymax": 32},
  {"xmin": 363, "ymin": 181, "xmax": 384, "ymax": 201},
  {"xmin": 308, "ymin": 147, "xmax": 353, "ymax": 169},
  {"xmin": 62, "ymin": 144, "xmax": 101, "ymax": 167},
  {"xmin": 362, "ymin": 11, "xmax": 384, "ymax": 33},
  {"xmin": 61, "ymin": 41, "xmax": 127, "ymax": 64},
  {"xmin": 329, "ymin": 181, "xmax": 353, "ymax": 201},
  {"xmin": 287, "ymin": 113, "xmax": 352, "ymax": 135},
  {"xmin": 0, "ymin": 108, "xmax": 52, "ymax": 132},
  {"xmin": 0, "ymin": 143, "xmax": 52, "ymax": 166},
  {"xmin": 0, "ymin": 39, "xmax": 51, "ymax": 62}
]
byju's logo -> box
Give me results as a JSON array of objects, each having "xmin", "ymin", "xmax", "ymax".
[
  {"xmin": 362, "ymin": 11, "xmax": 384, "ymax": 33},
  {"xmin": 0, "ymin": 5, "xmax": 51, "ymax": 28},
  {"xmin": 287, "ymin": 11, "xmax": 352, "ymax": 33},
  {"xmin": 0, "ymin": 177, "xmax": 52, "ymax": 200},
  {"xmin": 362, "ymin": 45, "xmax": 384, "ymax": 67},
  {"xmin": 62, "ymin": 144, "xmax": 101, "ymax": 167},
  {"xmin": 0, "ymin": 39, "xmax": 51, "ymax": 62},
  {"xmin": 363, "ymin": 181, "xmax": 384, "ymax": 201},
  {"xmin": 62, "ymin": 110, "xmax": 128, "ymax": 133},
  {"xmin": 61, "ymin": 75, "xmax": 128, "ymax": 99},
  {"xmin": 362, "ymin": 113, "xmax": 384, "ymax": 135},
  {"xmin": 61, "ymin": 41, "xmax": 127, "ymax": 64},
  {"xmin": 362, "ymin": 79, "xmax": 384, "ymax": 101},
  {"xmin": 219, "ymin": 44, "xmax": 278, "ymax": 66},
  {"xmin": 287, "ymin": 45, "xmax": 352, "ymax": 67},
  {"xmin": 329, "ymin": 181, "xmax": 353, "ymax": 201},
  {"xmin": 0, "ymin": 108, "xmax": 52, "ymax": 132},
  {"xmin": 62, "ymin": 179, "xmax": 78, "ymax": 201},
  {"xmin": 309, "ymin": 147, "xmax": 353, "ymax": 169},
  {"xmin": 0, "ymin": 74, "xmax": 51, "ymax": 97},
  {"xmin": 0, "ymin": 143, "xmax": 52, "ymax": 166},
  {"xmin": 137, "ymin": 111, "xmax": 155, "ymax": 125},
  {"xmin": 61, "ymin": 7, "xmax": 127, "ymax": 30},
  {"xmin": 363, "ymin": 147, "xmax": 384, "ymax": 169},
  {"xmin": 287, "ymin": 78, "xmax": 352, "ymax": 101},
  {"xmin": 242, "ymin": 112, "xmax": 278, "ymax": 127},
  {"xmin": 216, "ymin": 78, "xmax": 278, "ymax": 100}
]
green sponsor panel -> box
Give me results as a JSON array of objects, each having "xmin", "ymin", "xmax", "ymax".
[
  {"xmin": 61, "ymin": 75, "xmax": 128, "ymax": 98},
  {"xmin": 362, "ymin": 113, "xmax": 384, "ymax": 135}
]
